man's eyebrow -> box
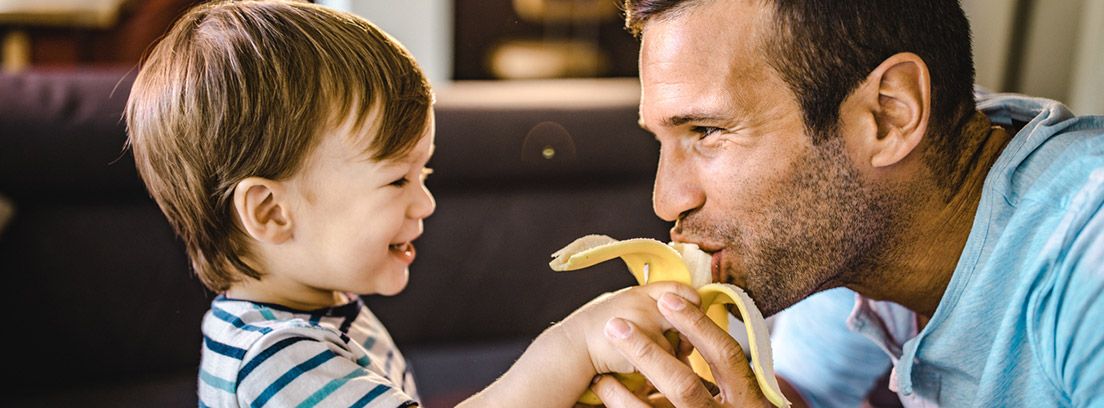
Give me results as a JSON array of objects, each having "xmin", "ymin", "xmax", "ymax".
[
  {"xmin": 638, "ymin": 113, "xmax": 726, "ymax": 133},
  {"xmin": 666, "ymin": 114, "xmax": 725, "ymax": 127}
]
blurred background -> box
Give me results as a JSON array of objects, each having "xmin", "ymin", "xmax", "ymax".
[
  {"xmin": 0, "ymin": 1, "xmax": 1099, "ymax": 406},
  {"xmin": 0, "ymin": 0, "xmax": 1100, "ymax": 112}
]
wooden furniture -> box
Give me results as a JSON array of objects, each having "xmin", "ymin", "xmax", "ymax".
[{"xmin": 0, "ymin": 0, "xmax": 129, "ymax": 72}]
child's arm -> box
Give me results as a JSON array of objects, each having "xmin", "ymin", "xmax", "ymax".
[{"xmin": 457, "ymin": 282, "xmax": 701, "ymax": 407}]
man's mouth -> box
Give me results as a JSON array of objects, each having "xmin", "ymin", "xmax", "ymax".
[{"xmin": 709, "ymin": 250, "xmax": 723, "ymax": 283}]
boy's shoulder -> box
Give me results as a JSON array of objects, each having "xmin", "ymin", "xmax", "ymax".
[
  {"xmin": 198, "ymin": 297, "xmax": 421, "ymax": 406},
  {"xmin": 201, "ymin": 297, "xmax": 369, "ymax": 355}
]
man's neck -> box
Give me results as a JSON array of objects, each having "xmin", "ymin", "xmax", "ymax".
[{"xmin": 850, "ymin": 112, "xmax": 1012, "ymax": 318}]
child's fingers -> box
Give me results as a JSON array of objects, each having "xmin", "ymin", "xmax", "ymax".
[{"xmin": 590, "ymin": 374, "xmax": 651, "ymax": 408}]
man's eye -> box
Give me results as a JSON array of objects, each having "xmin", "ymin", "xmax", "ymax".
[
  {"xmin": 390, "ymin": 178, "xmax": 410, "ymax": 187},
  {"xmin": 691, "ymin": 126, "xmax": 722, "ymax": 139}
]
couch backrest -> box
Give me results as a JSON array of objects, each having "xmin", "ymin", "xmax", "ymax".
[
  {"xmin": 0, "ymin": 71, "xmax": 669, "ymax": 392},
  {"xmin": 0, "ymin": 70, "xmax": 210, "ymax": 392}
]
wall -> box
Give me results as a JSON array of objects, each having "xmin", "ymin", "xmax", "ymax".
[
  {"xmin": 319, "ymin": 0, "xmax": 453, "ymax": 86},
  {"xmin": 1069, "ymin": 0, "xmax": 1104, "ymax": 115},
  {"xmin": 321, "ymin": 0, "xmax": 1102, "ymax": 113},
  {"xmin": 964, "ymin": 0, "xmax": 1104, "ymax": 114}
]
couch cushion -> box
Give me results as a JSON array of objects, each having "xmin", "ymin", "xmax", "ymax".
[
  {"xmin": 10, "ymin": 372, "xmax": 198, "ymax": 408},
  {"xmin": 404, "ymin": 338, "xmax": 531, "ymax": 407},
  {"xmin": 0, "ymin": 69, "xmax": 144, "ymax": 196},
  {"xmin": 0, "ymin": 70, "xmax": 211, "ymax": 396}
]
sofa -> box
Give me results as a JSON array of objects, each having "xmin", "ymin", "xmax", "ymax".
[{"xmin": 0, "ymin": 69, "xmax": 668, "ymax": 407}]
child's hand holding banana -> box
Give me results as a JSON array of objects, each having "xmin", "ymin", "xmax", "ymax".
[{"xmin": 550, "ymin": 234, "xmax": 791, "ymax": 408}]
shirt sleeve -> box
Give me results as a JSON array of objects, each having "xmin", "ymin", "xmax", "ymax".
[
  {"xmin": 235, "ymin": 329, "xmax": 417, "ymax": 408},
  {"xmin": 771, "ymin": 287, "xmax": 891, "ymax": 408},
  {"xmin": 1036, "ymin": 170, "xmax": 1104, "ymax": 407}
]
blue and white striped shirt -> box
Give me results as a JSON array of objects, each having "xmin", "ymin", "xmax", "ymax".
[{"xmin": 198, "ymin": 295, "xmax": 418, "ymax": 407}]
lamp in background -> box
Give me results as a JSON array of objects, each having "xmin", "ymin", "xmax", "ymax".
[
  {"xmin": 0, "ymin": 0, "xmax": 130, "ymax": 72},
  {"xmin": 489, "ymin": 0, "xmax": 619, "ymax": 79}
]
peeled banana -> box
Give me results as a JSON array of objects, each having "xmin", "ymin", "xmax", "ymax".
[{"xmin": 550, "ymin": 235, "xmax": 791, "ymax": 408}]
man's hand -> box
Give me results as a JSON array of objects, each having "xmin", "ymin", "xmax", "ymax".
[{"xmin": 592, "ymin": 292, "xmax": 777, "ymax": 407}]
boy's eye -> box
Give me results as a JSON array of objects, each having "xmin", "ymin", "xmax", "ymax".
[{"xmin": 390, "ymin": 168, "xmax": 432, "ymax": 188}]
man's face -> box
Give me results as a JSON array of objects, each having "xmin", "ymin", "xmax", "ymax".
[{"xmin": 640, "ymin": 0, "xmax": 893, "ymax": 316}]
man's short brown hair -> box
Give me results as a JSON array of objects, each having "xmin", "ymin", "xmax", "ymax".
[{"xmin": 126, "ymin": 0, "xmax": 432, "ymax": 292}]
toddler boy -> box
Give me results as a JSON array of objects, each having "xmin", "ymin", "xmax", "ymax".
[{"xmin": 126, "ymin": 1, "xmax": 695, "ymax": 406}]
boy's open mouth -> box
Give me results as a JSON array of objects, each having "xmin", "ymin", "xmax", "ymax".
[{"xmin": 389, "ymin": 242, "xmax": 416, "ymax": 264}]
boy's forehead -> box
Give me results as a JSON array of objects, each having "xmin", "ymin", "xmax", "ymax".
[
  {"xmin": 322, "ymin": 101, "xmax": 434, "ymax": 162},
  {"xmin": 345, "ymin": 123, "xmax": 435, "ymax": 165},
  {"xmin": 392, "ymin": 130, "xmax": 436, "ymax": 164},
  {"xmin": 326, "ymin": 114, "xmax": 385, "ymax": 159}
]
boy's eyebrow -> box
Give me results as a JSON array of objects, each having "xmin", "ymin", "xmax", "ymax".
[{"xmin": 372, "ymin": 144, "xmax": 436, "ymax": 166}]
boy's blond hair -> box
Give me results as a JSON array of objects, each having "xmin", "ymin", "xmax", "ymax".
[{"xmin": 126, "ymin": 0, "xmax": 432, "ymax": 292}]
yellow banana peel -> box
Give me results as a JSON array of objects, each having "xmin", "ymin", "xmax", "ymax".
[{"xmin": 549, "ymin": 234, "xmax": 791, "ymax": 408}]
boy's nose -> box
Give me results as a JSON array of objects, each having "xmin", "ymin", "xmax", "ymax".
[{"xmin": 409, "ymin": 185, "xmax": 436, "ymax": 219}]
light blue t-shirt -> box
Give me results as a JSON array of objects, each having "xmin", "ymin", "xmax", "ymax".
[{"xmin": 771, "ymin": 90, "xmax": 1104, "ymax": 407}]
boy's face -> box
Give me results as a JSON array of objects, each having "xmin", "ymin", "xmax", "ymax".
[{"xmin": 281, "ymin": 109, "xmax": 436, "ymax": 301}]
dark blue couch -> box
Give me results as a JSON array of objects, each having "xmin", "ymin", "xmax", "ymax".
[{"xmin": 0, "ymin": 69, "xmax": 667, "ymax": 407}]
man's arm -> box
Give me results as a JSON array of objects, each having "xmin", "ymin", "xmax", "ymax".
[{"xmin": 1041, "ymin": 172, "xmax": 1104, "ymax": 406}]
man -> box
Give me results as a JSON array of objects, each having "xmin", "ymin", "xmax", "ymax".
[{"xmin": 591, "ymin": 0, "xmax": 1104, "ymax": 406}]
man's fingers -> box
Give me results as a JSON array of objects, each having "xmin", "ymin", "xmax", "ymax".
[
  {"xmin": 657, "ymin": 293, "xmax": 764, "ymax": 403},
  {"xmin": 641, "ymin": 282, "xmax": 702, "ymax": 307},
  {"xmin": 605, "ymin": 317, "xmax": 716, "ymax": 407},
  {"xmin": 590, "ymin": 375, "xmax": 651, "ymax": 408}
]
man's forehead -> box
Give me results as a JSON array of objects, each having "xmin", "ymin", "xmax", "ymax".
[
  {"xmin": 637, "ymin": 1, "xmax": 772, "ymax": 128},
  {"xmin": 639, "ymin": 0, "xmax": 766, "ymax": 55},
  {"xmin": 639, "ymin": 3, "xmax": 767, "ymax": 78}
]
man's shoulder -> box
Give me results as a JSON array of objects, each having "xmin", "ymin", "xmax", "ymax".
[{"xmin": 978, "ymin": 90, "xmax": 1104, "ymax": 210}]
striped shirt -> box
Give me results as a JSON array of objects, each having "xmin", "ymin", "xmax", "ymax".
[{"xmin": 198, "ymin": 295, "xmax": 418, "ymax": 407}]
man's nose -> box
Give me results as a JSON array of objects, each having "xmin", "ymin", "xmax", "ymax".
[{"xmin": 652, "ymin": 144, "xmax": 703, "ymax": 222}]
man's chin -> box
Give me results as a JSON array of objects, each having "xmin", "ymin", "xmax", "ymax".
[{"xmin": 733, "ymin": 280, "xmax": 804, "ymax": 318}]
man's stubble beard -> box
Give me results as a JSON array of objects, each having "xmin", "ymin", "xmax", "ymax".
[{"xmin": 687, "ymin": 136, "xmax": 902, "ymax": 317}]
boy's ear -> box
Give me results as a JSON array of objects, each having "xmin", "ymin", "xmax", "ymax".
[
  {"xmin": 232, "ymin": 177, "xmax": 293, "ymax": 244},
  {"xmin": 853, "ymin": 52, "xmax": 932, "ymax": 168}
]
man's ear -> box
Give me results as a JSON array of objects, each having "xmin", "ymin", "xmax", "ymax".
[
  {"xmin": 232, "ymin": 177, "xmax": 293, "ymax": 244},
  {"xmin": 856, "ymin": 52, "xmax": 932, "ymax": 168}
]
